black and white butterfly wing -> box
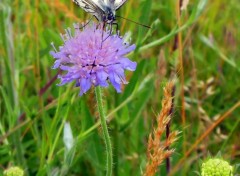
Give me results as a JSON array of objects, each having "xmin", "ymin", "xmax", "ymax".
[
  {"xmin": 112, "ymin": 0, "xmax": 128, "ymax": 10},
  {"xmin": 73, "ymin": 0, "xmax": 128, "ymax": 23},
  {"xmin": 73, "ymin": 0, "xmax": 106, "ymax": 21}
]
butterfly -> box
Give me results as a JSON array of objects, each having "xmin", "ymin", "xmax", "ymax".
[{"xmin": 73, "ymin": 0, "xmax": 127, "ymax": 24}]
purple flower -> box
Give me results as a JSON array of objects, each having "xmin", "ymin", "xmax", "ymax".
[{"xmin": 50, "ymin": 23, "xmax": 137, "ymax": 96}]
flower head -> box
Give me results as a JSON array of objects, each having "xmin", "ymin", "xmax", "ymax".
[
  {"xmin": 201, "ymin": 158, "xmax": 233, "ymax": 176},
  {"xmin": 3, "ymin": 166, "xmax": 24, "ymax": 176},
  {"xmin": 50, "ymin": 23, "xmax": 136, "ymax": 95}
]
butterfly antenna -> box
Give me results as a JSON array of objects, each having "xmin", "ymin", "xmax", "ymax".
[{"xmin": 115, "ymin": 15, "xmax": 151, "ymax": 29}]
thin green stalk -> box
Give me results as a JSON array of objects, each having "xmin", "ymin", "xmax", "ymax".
[
  {"xmin": 78, "ymin": 88, "xmax": 136, "ymax": 140},
  {"xmin": 221, "ymin": 118, "xmax": 240, "ymax": 151},
  {"xmin": 95, "ymin": 86, "xmax": 113, "ymax": 176}
]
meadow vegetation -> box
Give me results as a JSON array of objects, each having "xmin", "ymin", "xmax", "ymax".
[{"xmin": 0, "ymin": 0, "xmax": 240, "ymax": 175}]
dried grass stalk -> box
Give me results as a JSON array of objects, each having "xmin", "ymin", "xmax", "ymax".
[{"xmin": 144, "ymin": 81, "xmax": 178, "ymax": 176}]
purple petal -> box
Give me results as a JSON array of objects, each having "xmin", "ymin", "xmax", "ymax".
[
  {"xmin": 118, "ymin": 44, "xmax": 136, "ymax": 56},
  {"xmin": 119, "ymin": 58, "xmax": 137, "ymax": 71},
  {"xmin": 79, "ymin": 78, "xmax": 91, "ymax": 96},
  {"xmin": 109, "ymin": 72, "xmax": 121, "ymax": 93},
  {"xmin": 96, "ymin": 70, "xmax": 109, "ymax": 87}
]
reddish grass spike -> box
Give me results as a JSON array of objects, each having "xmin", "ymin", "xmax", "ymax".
[{"xmin": 144, "ymin": 81, "xmax": 178, "ymax": 176}]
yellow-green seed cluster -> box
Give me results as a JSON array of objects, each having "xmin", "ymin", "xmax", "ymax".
[
  {"xmin": 201, "ymin": 158, "xmax": 233, "ymax": 176},
  {"xmin": 3, "ymin": 167, "xmax": 24, "ymax": 176}
]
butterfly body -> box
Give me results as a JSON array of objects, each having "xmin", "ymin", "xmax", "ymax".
[
  {"xmin": 102, "ymin": 7, "xmax": 115, "ymax": 23},
  {"xmin": 73, "ymin": 0, "xmax": 127, "ymax": 24}
]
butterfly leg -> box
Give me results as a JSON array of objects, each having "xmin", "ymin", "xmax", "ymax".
[
  {"xmin": 101, "ymin": 22, "xmax": 120, "ymax": 44},
  {"xmin": 100, "ymin": 22, "xmax": 106, "ymax": 49},
  {"xmin": 102, "ymin": 22, "xmax": 113, "ymax": 44},
  {"xmin": 112, "ymin": 22, "xmax": 122, "ymax": 39},
  {"xmin": 112, "ymin": 22, "xmax": 120, "ymax": 36},
  {"xmin": 74, "ymin": 16, "xmax": 94, "ymax": 30}
]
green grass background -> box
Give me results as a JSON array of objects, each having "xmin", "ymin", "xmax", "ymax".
[{"xmin": 0, "ymin": 0, "xmax": 240, "ymax": 175}]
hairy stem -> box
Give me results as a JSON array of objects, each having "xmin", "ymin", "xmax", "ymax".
[{"xmin": 95, "ymin": 86, "xmax": 113, "ymax": 176}]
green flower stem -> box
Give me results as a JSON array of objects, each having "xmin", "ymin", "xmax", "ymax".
[{"xmin": 95, "ymin": 86, "xmax": 113, "ymax": 176}]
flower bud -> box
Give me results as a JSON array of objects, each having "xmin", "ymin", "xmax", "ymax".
[
  {"xmin": 3, "ymin": 166, "xmax": 24, "ymax": 176},
  {"xmin": 201, "ymin": 158, "xmax": 233, "ymax": 176}
]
